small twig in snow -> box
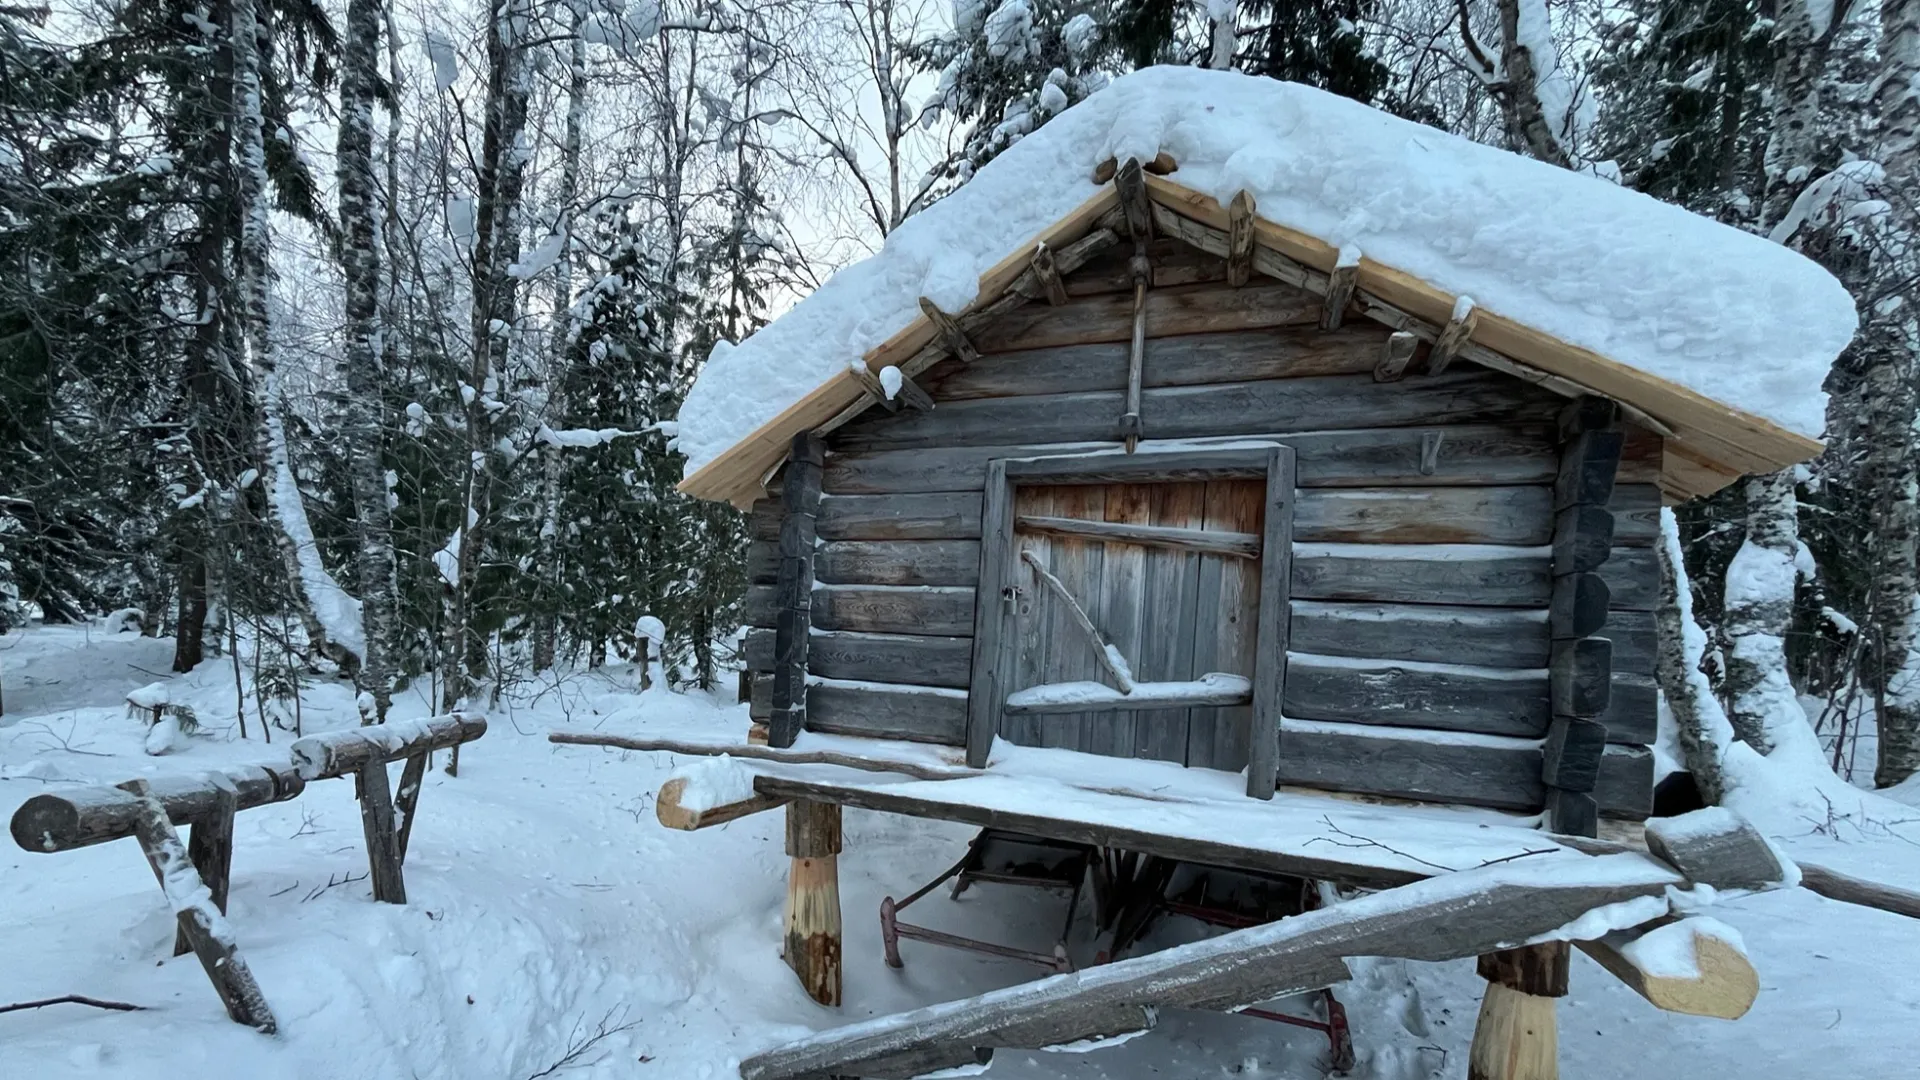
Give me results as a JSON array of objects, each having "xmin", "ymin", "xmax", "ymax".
[
  {"xmin": 302, "ymin": 870, "xmax": 369, "ymax": 902},
  {"xmin": 1301, "ymin": 816, "xmax": 1457, "ymax": 873},
  {"xmin": 0, "ymin": 994, "xmax": 146, "ymax": 1015},
  {"xmin": 523, "ymin": 1005, "xmax": 643, "ymax": 1079}
]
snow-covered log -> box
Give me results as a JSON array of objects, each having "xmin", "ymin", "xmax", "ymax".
[
  {"xmin": 1644, "ymin": 807, "xmax": 1791, "ymax": 892},
  {"xmin": 119, "ymin": 780, "xmax": 276, "ymax": 1032},
  {"xmin": 1576, "ymin": 917, "xmax": 1758, "ymax": 1019},
  {"xmin": 655, "ymin": 757, "xmax": 789, "ymax": 830},
  {"xmin": 10, "ymin": 766, "xmax": 305, "ymax": 854},
  {"xmin": 289, "ymin": 713, "xmax": 488, "ymax": 781},
  {"xmin": 737, "ymin": 853, "xmax": 1682, "ymax": 1080}
]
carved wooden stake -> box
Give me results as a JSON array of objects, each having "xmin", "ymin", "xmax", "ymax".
[
  {"xmin": 784, "ymin": 800, "xmax": 843, "ymax": 1006},
  {"xmin": 1029, "ymin": 241, "xmax": 1068, "ymax": 305},
  {"xmin": 1469, "ymin": 942, "xmax": 1568, "ymax": 1080}
]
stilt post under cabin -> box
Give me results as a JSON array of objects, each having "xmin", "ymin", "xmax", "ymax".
[
  {"xmin": 1469, "ymin": 941, "xmax": 1568, "ymax": 1080},
  {"xmin": 783, "ymin": 800, "xmax": 843, "ymax": 1006}
]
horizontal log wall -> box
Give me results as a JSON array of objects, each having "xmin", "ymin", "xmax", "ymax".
[{"xmin": 734, "ymin": 273, "xmax": 1662, "ymax": 816}]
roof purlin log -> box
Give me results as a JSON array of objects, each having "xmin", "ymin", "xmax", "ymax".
[{"xmin": 680, "ymin": 175, "xmax": 1821, "ymax": 508}]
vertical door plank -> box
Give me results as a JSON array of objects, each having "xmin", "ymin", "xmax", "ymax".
[
  {"xmin": 1045, "ymin": 484, "xmax": 1108, "ymax": 752},
  {"xmin": 1005, "ymin": 485, "xmax": 1056, "ymax": 749},
  {"xmin": 1090, "ymin": 484, "xmax": 1153, "ymax": 757},
  {"xmin": 1188, "ymin": 479, "xmax": 1265, "ymax": 772},
  {"xmin": 966, "ymin": 460, "xmax": 1017, "ymax": 768},
  {"xmin": 1133, "ymin": 482, "xmax": 1206, "ymax": 763}
]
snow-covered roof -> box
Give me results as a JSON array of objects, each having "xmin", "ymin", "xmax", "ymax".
[{"xmin": 677, "ymin": 67, "xmax": 1856, "ymax": 505}]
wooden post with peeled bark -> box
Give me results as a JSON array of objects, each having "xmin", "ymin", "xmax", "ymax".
[
  {"xmin": 1470, "ymin": 941, "xmax": 1568, "ymax": 1080},
  {"xmin": 784, "ymin": 800, "xmax": 843, "ymax": 1006},
  {"xmin": 174, "ymin": 781, "xmax": 236, "ymax": 957},
  {"xmin": 119, "ymin": 779, "xmax": 277, "ymax": 1033}
]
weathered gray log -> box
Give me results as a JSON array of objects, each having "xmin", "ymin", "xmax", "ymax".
[
  {"xmin": 1541, "ymin": 717, "xmax": 1607, "ymax": 792},
  {"xmin": 1292, "ymin": 544, "xmax": 1552, "ymax": 607},
  {"xmin": 1555, "ymin": 430, "xmax": 1626, "ymax": 510},
  {"xmin": 173, "ymin": 783, "xmax": 235, "ymax": 957},
  {"xmin": 1015, "ymin": 514, "xmax": 1261, "ymax": 557},
  {"xmin": 1552, "ymin": 504, "xmax": 1616, "ymax": 572},
  {"xmin": 743, "ymin": 584, "xmax": 978, "ymax": 636},
  {"xmin": 289, "ymin": 714, "xmax": 488, "ymax": 780},
  {"xmin": 736, "ymin": 853, "xmax": 1681, "ymax": 1080},
  {"xmin": 747, "ymin": 493, "xmax": 986, "ymax": 543},
  {"xmin": 966, "ymin": 278, "xmax": 1317, "ymax": 354},
  {"xmin": 1643, "ymin": 808, "xmax": 1790, "ymax": 891},
  {"xmin": 806, "ymin": 682, "xmax": 969, "ymax": 745},
  {"xmin": 356, "ymin": 759, "xmax": 406, "ymax": 904},
  {"xmin": 771, "ymin": 433, "xmax": 825, "ymax": 748},
  {"xmin": 1374, "ymin": 330, "xmax": 1419, "ymax": 382},
  {"xmin": 1609, "ymin": 483, "xmax": 1662, "ymax": 546},
  {"xmin": 1601, "ymin": 546, "xmax": 1659, "ymax": 610},
  {"xmin": 747, "ymin": 538, "xmax": 984, "ymax": 588},
  {"xmin": 1543, "ymin": 788, "xmax": 1598, "ymax": 840},
  {"xmin": 11, "ymin": 765, "xmax": 305, "ymax": 854},
  {"xmin": 1797, "ymin": 862, "xmax": 1920, "ymax": 919},
  {"xmin": 119, "ymin": 779, "xmax": 277, "ymax": 1033},
  {"xmin": 1598, "ymin": 672, "xmax": 1659, "ymax": 744},
  {"xmin": 834, "ymin": 370, "xmax": 1558, "ymax": 453},
  {"xmin": 1550, "ymin": 638, "xmax": 1612, "ymax": 717},
  {"xmin": 1549, "ymin": 572, "xmax": 1611, "ymax": 639},
  {"xmin": 1293, "ymin": 485, "xmax": 1553, "ymax": 546},
  {"xmin": 1284, "ymin": 654, "xmax": 1550, "ymax": 738},
  {"xmin": 1289, "ymin": 601, "xmax": 1549, "ymax": 669},
  {"xmin": 548, "ymin": 731, "xmax": 968, "ymax": 781},
  {"xmin": 1002, "ymin": 680, "xmax": 1251, "ymax": 716},
  {"xmin": 746, "ymin": 628, "xmax": 973, "ymax": 690},
  {"xmin": 927, "ymin": 326, "xmax": 1386, "ymax": 400},
  {"xmin": 1606, "ymin": 609, "xmax": 1657, "ymax": 675},
  {"xmin": 822, "ymin": 425, "xmax": 1558, "ymax": 495}
]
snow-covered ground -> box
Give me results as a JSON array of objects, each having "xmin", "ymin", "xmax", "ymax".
[{"xmin": 3, "ymin": 622, "xmax": 1918, "ymax": 1079}]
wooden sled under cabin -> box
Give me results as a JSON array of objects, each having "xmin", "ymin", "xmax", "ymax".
[{"xmin": 553, "ymin": 86, "xmax": 1849, "ymax": 1078}]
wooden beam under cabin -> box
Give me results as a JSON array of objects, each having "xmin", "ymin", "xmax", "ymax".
[
  {"xmin": 1576, "ymin": 918, "xmax": 1759, "ymax": 1020},
  {"xmin": 1014, "ymin": 514, "xmax": 1262, "ymax": 557},
  {"xmin": 655, "ymin": 775, "xmax": 790, "ymax": 831}
]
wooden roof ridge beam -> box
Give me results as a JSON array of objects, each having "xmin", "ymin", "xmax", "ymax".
[
  {"xmin": 846, "ymin": 361, "xmax": 933, "ymax": 413},
  {"xmin": 1145, "ymin": 201, "xmax": 1330, "ymax": 295},
  {"xmin": 1226, "ymin": 191, "xmax": 1256, "ymax": 287},
  {"xmin": 1116, "ymin": 157, "xmax": 1154, "ymax": 243},
  {"xmin": 1428, "ymin": 296, "xmax": 1478, "ymax": 374},
  {"xmin": 1092, "ymin": 150, "xmax": 1177, "ymax": 184},
  {"xmin": 918, "ymin": 297, "xmax": 981, "ymax": 367}
]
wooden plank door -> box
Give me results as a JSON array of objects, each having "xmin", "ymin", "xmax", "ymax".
[{"xmin": 1002, "ymin": 478, "xmax": 1267, "ymax": 769}]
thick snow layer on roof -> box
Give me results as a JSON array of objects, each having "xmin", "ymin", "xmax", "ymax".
[{"xmin": 677, "ymin": 67, "xmax": 1855, "ymax": 476}]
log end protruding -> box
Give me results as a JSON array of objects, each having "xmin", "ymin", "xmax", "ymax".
[
  {"xmin": 1578, "ymin": 918, "xmax": 1758, "ymax": 1020},
  {"xmin": 655, "ymin": 775, "xmax": 789, "ymax": 831}
]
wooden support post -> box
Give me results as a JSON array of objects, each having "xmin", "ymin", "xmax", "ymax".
[
  {"xmin": 770, "ymin": 433, "xmax": 824, "ymax": 748},
  {"xmin": 1225, "ymin": 190, "xmax": 1256, "ymax": 287},
  {"xmin": 1428, "ymin": 298, "xmax": 1479, "ymax": 375},
  {"xmin": 918, "ymin": 297, "xmax": 980, "ymax": 367},
  {"xmin": 173, "ymin": 782, "xmax": 236, "ymax": 957},
  {"xmin": 784, "ymin": 800, "xmax": 843, "ymax": 1007},
  {"xmin": 1545, "ymin": 396, "xmax": 1622, "ymax": 835},
  {"xmin": 394, "ymin": 752, "xmax": 429, "ymax": 862},
  {"xmin": 1373, "ymin": 331, "xmax": 1419, "ymax": 383},
  {"xmin": 356, "ymin": 759, "xmax": 407, "ymax": 904},
  {"xmin": 1469, "ymin": 942, "xmax": 1567, "ymax": 1080},
  {"xmin": 1029, "ymin": 241, "xmax": 1068, "ymax": 305},
  {"xmin": 118, "ymin": 780, "xmax": 277, "ymax": 1033}
]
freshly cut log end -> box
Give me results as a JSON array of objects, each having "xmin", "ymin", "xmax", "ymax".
[
  {"xmin": 784, "ymin": 854, "xmax": 843, "ymax": 1007},
  {"xmin": 1578, "ymin": 920, "xmax": 1759, "ymax": 1020},
  {"xmin": 654, "ymin": 776, "xmax": 788, "ymax": 831},
  {"xmin": 748, "ymin": 723, "xmax": 771, "ymax": 746},
  {"xmin": 1468, "ymin": 982, "xmax": 1558, "ymax": 1080}
]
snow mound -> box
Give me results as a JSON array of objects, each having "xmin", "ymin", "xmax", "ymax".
[{"xmin": 677, "ymin": 67, "xmax": 1854, "ymax": 477}]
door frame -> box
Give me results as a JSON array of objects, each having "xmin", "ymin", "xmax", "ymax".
[{"xmin": 965, "ymin": 445, "xmax": 1297, "ymax": 798}]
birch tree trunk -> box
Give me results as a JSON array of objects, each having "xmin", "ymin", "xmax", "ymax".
[
  {"xmin": 532, "ymin": 20, "xmax": 587, "ymax": 674},
  {"xmin": 1760, "ymin": 0, "xmax": 1828, "ymax": 229},
  {"xmin": 1656, "ymin": 510, "xmax": 1730, "ymax": 804},
  {"xmin": 1207, "ymin": 0, "xmax": 1235, "ymax": 69},
  {"xmin": 1720, "ymin": 470, "xmax": 1800, "ymax": 754},
  {"xmin": 1871, "ymin": 0, "xmax": 1920, "ymax": 787},
  {"xmin": 338, "ymin": 0, "xmax": 400, "ymax": 720},
  {"xmin": 1495, "ymin": 0, "xmax": 1574, "ymax": 168},
  {"xmin": 233, "ymin": 0, "xmax": 353, "ymax": 671}
]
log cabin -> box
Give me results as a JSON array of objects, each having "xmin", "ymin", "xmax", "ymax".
[{"xmin": 629, "ymin": 69, "xmax": 1853, "ymax": 1078}]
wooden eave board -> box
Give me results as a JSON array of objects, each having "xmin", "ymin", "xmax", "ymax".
[
  {"xmin": 732, "ymin": 738, "xmax": 1587, "ymax": 890},
  {"xmin": 680, "ymin": 176, "xmax": 1821, "ymax": 507}
]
